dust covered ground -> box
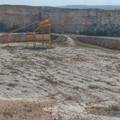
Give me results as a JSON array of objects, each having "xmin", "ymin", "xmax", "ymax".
[{"xmin": 0, "ymin": 35, "xmax": 120, "ymax": 120}]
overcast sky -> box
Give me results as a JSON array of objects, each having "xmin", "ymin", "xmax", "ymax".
[{"xmin": 0, "ymin": 0, "xmax": 120, "ymax": 6}]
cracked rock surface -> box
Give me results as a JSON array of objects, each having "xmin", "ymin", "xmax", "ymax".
[{"xmin": 0, "ymin": 43, "xmax": 120, "ymax": 120}]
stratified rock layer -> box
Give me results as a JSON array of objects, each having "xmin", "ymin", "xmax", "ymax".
[{"xmin": 0, "ymin": 5, "xmax": 120, "ymax": 36}]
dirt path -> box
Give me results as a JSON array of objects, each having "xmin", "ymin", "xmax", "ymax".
[
  {"xmin": 52, "ymin": 33, "xmax": 75, "ymax": 46},
  {"xmin": 62, "ymin": 34, "xmax": 75, "ymax": 46}
]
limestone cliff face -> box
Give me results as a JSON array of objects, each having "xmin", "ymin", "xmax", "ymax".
[
  {"xmin": 0, "ymin": 6, "xmax": 40, "ymax": 27},
  {"xmin": 0, "ymin": 5, "xmax": 120, "ymax": 36}
]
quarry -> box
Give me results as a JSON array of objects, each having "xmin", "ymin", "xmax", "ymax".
[{"xmin": 0, "ymin": 5, "xmax": 120, "ymax": 120}]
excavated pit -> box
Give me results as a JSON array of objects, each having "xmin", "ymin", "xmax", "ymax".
[{"xmin": 0, "ymin": 35, "xmax": 120, "ymax": 120}]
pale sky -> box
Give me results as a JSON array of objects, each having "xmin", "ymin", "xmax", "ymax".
[{"xmin": 0, "ymin": 0, "xmax": 120, "ymax": 6}]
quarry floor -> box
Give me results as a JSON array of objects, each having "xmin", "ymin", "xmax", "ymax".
[{"xmin": 0, "ymin": 36, "xmax": 120, "ymax": 120}]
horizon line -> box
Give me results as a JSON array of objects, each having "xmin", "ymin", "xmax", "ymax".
[{"xmin": 0, "ymin": 4, "xmax": 120, "ymax": 7}]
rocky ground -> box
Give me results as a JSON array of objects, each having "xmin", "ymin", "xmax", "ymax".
[{"xmin": 0, "ymin": 35, "xmax": 120, "ymax": 120}]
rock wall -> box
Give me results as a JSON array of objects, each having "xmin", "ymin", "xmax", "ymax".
[
  {"xmin": 0, "ymin": 5, "xmax": 120, "ymax": 36},
  {"xmin": 0, "ymin": 33, "xmax": 56, "ymax": 44},
  {"xmin": 0, "ymin": 33, "xmax": 26, "ymax": 43},
  {"xmin": 72, "ymin": 35, "xmax": 120, "ymax": 50}
]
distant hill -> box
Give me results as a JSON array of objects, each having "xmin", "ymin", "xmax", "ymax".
[{"xmin": 60, "ymin": 5, "xmax": 120, "ymax": 10}]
